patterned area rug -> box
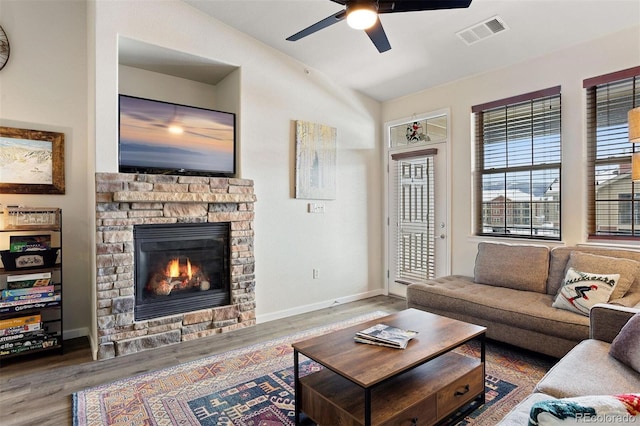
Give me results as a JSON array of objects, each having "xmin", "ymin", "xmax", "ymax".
[{"xmin": 73, "ymin": 311, "xmax": 555, "ymax": 425}]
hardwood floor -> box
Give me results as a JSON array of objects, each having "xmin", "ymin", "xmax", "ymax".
[{"xmin": 0, "ymin": 295, "xmax": 406, "ymax": 426}]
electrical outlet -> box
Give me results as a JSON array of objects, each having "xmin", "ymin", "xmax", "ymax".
[
  {"xmin": 308, "ymin": 203, "xmax": 325, "ymax": 214},
  {"xmin": 313, "ymin": 268, "xmax": 319, "ymax": 279}
]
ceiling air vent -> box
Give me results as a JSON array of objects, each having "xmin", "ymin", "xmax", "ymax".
[{"xmin": 456, "ymin": 16, "xmax": 508, "ymax": 46}]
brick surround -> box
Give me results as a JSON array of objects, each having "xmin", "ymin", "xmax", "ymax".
[{"xmin": 95, "ymin": 173, "xmax": 256, "ymax": 360}]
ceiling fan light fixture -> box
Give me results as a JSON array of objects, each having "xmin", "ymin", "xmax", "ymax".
[{"xmin": 346, "ymin": 3, "xmax": 378, "ymax": 30}]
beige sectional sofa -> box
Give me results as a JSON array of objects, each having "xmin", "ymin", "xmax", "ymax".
[
  {"xmin": 406, "ymin": 242, "xmax": 640, "ymax": 358},
  {"xmin": 497, "ymin": 303, "xmax": 640, "ymax": 424}
]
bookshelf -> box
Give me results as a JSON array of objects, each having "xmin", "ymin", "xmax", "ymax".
[{"xmin": 0, "ymin": 208, "xmax": 63, "ymax": 362}]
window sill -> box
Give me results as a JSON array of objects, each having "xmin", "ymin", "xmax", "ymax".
[
  {"xmin": 467, "ymin": 234, "xmax": 566, "ymax": 247},
  {"xmin": 582, "ymin": 239, "xmax": 640, "ymax": 250}
]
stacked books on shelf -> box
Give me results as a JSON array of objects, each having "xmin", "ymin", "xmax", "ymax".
[
  {"xmin": 0, "ymin": 272, "xmax": 61, "ymax": 314},
  {"xmin": 0, "ymin": 313, "xmax": 58, "ymax": 357},
  {"xmin": 354, "ymin": 323, "xmax": 419, "ymax": 349},
  {"xmin": 9, "ymin": 234, "xmax": 52, "ymax": 252},
  {"xmin": 1, "ymin": 234, "xmax": 59, "ymax": 270}
]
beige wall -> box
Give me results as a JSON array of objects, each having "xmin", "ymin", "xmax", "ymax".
[
  {"xmin": 0, "ymin": 0, "xmax": 384, "ymax": 352},
  {"xmin": 118, "ymin": 65, "xmax": 219, "ymax": 110},
  {"xmin": 3, "ymin": 0, "xmax": 639, "ymax": 354},
  {"xmin": 0, "ymin": 0, "xmax": 91, "ymax": 339},
  {"xmin": 382, "ymin": 26, "xmax": 640, "ymax": 277},
  {"xmin": 91, "ymin": 0, "xmax": 384, "ymax": 355}
]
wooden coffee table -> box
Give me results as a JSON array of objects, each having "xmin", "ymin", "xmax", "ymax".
[{"xmin": 292, "ymin": 308, "xmax": 487, "ymax": 425}]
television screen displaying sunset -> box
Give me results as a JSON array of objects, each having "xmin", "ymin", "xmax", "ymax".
[{"xmin": 119, "ymin": 95, "xmax": 235, "ymax": 175}]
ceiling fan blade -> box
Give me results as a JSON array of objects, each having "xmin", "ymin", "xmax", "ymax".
[
  {"xmin": 378, "ymin": 0, "xmax": 473, "ymax": 13},
  {"xmin": 365, "ymin": 19, "xmax": 391, "ymax": 53},
  {"xmin": 286, "ymin": 10, "xmax": 347, "ymax": 41}
]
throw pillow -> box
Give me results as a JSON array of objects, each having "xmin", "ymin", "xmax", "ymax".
[
  {"xmin": 552, "ymin": 268, "xmax": 618, "ymax": 316},
  {"xmin": 609, "ymin": 313, "xmax": 640, "ymax": 373},
  {"xmin": 566, "ymin": 251, "xmax": 640, "ymax": 300},
  {"xmin": 529, "ymin": 394, "xmax": 640, "ymax": 425}
]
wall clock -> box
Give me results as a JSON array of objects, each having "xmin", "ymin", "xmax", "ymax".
[{"xmin": 0, "ymin": 25, "xmax": 9, "ymax": 71}]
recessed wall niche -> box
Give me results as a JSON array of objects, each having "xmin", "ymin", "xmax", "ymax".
[{"xmin": 117, "ymin": 36, "xmax": 241, "ymax": 169}]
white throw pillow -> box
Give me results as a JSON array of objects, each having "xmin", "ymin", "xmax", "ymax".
[{"xmin": 552, "ymin": 268, "xmax": 618, "ymax": 316}]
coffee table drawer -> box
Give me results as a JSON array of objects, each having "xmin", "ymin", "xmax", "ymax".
[
  {"xmin": 299, "ymin": 352, "xmax": 482, "ymax": 426},
  {"xmin": 300, "ymin": 367, "xmax": 437, "ymax": 426},
  {"xmin": 381, "ymin": 395, "xmax": 436, "ymax": 426},
  {"xmin": 436, "ymin": 365, "xmax": 484, "ymax": 419}
]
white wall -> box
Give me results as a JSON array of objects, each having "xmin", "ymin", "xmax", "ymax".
[
  {"xmin": 382, "ymin": 26, "xmax": 640, "ymax": 277},
  {"xmin": 0, "ymin": 0, "xmax": 91, "ymax": 339},
  {"xmin": 119, "ymin": 65, "xmax": 219, "ymax": 109},
  {"xmin": 92, "ymin": 0, "xmax": 384, "ymax": 334}
]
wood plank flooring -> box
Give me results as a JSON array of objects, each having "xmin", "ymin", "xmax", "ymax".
[{"xmin": 0, "ymin": 295, "xmax": 406, "ymax": 426}]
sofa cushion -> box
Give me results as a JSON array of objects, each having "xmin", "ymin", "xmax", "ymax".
[
  {"xmin": 474, "ymin": 242, "xmax": 549, "ymax": 293},
  {"xmin": 609, "ymin": 313, "xmax": 640, "ymax": 373},
  {"xmin": 566, "ymin": 251, "xmax": 640, "ymax": 300},
  {"xmin": 535, "ymin": 339, "xmax": 640, "ymax": 397},
  {"xmin": 407, "ymin": 276, "xmax": 589, "ymax": 343},
  {"xmin": 529, "ymin": 394, "xmax": 640, "ymax": 425},
  {"xmin": 496, "ymin": 393, "xmax": 556, "ymax": 426},
  {"xmin": 552, "ymin": 268, "xmax": 618, "ymax": 316}
]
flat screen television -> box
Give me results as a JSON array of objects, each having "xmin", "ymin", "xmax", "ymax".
[{"xmin": 118, "ymin": 94, "xmax": 236, "ymax": 176}]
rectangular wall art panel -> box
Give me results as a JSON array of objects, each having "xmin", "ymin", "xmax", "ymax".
[{"xmin": 295, "ymin": 120, "xmax": 336, "ymax": 200}]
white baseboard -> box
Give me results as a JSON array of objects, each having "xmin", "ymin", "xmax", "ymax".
[
  {"xmin": 255, "ymin": 289, "xmax": 385, "ymax": 324},
  {"xmin": 61, "ymin": 327, "xmax": 98, "ymax": 360},
  {"xmin": 63, "ymin": 326, "xmax": 90, "ymax": 340}
]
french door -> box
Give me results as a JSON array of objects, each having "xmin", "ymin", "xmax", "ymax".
[{"xmin": 386, "ymin": 112, "xmax": 449, "ymax": 297}]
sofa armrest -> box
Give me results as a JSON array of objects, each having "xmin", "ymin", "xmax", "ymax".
[
  {"xmin": 589, "ymin": 303, "xmax": 640, "ymax": 343},
  {"xmin": 608, "ymin": 291, "xmax": 640, "ymax": 308}
]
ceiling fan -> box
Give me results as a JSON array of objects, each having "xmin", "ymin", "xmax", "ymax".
[{"xmin": 286, "ymin": 0, "xmax": 473, "ymax": 53}]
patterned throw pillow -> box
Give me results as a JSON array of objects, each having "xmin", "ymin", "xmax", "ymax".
[
  {"xmin": 609, "ymin": 313, "xmax": 640, "ymax": 373},
  {"xmin": 565, "ymin": 252, "xmax": 640, "ymax": 300},
  {"xmin": 552, "ymin": 268, "xmax": 618, "ymax": 316},
  {"xmin": 529, "ymin": 394, "xmax": 640, "ymax": 425}
]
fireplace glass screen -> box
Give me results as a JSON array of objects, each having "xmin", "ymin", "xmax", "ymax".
[{"xmin": 133, "ymin": 222, "xmax": 230, "ymax": 321}]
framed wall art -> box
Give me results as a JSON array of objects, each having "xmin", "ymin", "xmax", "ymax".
[
  {"xmin": 295, "ymin": 120, "xmax": 336, "ymax": 200},
  {"xmin": 0, "ymin": 126, "xmax": 65, "ymax": 194}
]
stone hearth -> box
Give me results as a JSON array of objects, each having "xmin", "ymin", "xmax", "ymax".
[{"xmin": 95, "ymin": 173, "xmax": 256, "ymax": 360}]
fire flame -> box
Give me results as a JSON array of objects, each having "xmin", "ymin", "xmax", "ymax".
[
  {"xmin": 167, "ymin": 259, "xmax": 180, "ymax": 278},
  {"xmin": 166, "ymin": 258, "xmax": 193, "ymax": 280}
]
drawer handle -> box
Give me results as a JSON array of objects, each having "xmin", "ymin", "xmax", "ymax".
[
  {"xmin": 411, "ymin": 418, "xmax": 418, "ymax": 426},
  {"xmin": 454, "ymin": 384, "xmax": 470, "ymax": 397}
]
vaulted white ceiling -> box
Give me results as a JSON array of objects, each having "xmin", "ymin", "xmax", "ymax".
[{"xmin": 179, "ymin": 0, "xmax": 639, "ymax": 102}]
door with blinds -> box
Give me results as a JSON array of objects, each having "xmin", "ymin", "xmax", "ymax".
[{"xmin": 386, "ymin": 112, "xmax": 449, "ymax": 298}]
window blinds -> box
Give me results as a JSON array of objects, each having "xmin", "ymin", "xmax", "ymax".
[
  {"xmin": 391, "ymin": 153, "xmax": 436, "ymax": 284},
  {"xmin": 584, "ymin": 66, "xmax": 640, "ymax": 238},
  {"xmin": 473, "ymin": 87, "xmax": 562, "ymax": 240}
]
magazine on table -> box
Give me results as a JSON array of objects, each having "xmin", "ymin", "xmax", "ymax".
[{"xmin": 354, "ymin": 323, "xmax": 418, "ymax": 349}]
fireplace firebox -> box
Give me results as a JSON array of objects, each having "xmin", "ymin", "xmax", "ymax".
[{"xmin": 133, "ymin": 222, "xmax": 230, "ymax": 321}]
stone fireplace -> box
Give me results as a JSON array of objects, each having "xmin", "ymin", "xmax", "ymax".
[{"xmin": 95, "ymin": 173, "xmax": 255, "ymax": 360}]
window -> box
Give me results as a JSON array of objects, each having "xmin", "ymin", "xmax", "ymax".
[
  {"xmin": 584, "ymin": 66, "xmax": 640, "ymax": 238},
  {"xmin": 618, "ymin": 194, "xmax": 640, "ymax": 225},
  {"xmin": 389, "ymin": 115, "xmax": 448, "ymax": 147},
  {"xmin": 472, "ymin": 87, "xmax": 562, "ymax": 240}
]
